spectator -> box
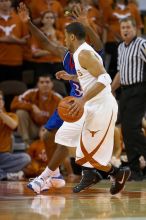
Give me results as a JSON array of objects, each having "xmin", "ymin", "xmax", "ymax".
[
  {"xmin": 112, "ymin": 16, "xmax": 146, "ymax": 181},
  {"xmin": 28, "ymin": 0, "xmax": 63, "ymax": 26},
  {"xmin": 104, "ymin": 0, "xmax": 143, "ymax": 80},
  {"xmin": 0, "ymin": 90, "xmax": 31, "ymax": 181},
  {"xmin": 127, "ymin": 0, "xmax": 144, "ymax": 35},
  {"xmin": 31, "ymin": 10, "xmax": 64, "ymax": 79},
  {"xmin": 0, "ymin": 0, "xmax": 28, "ymax": 81},
  {"xmin": 11, "ymin": 75, "xmax": 62, "ymax": 145},
  {"xmin": 128, "ymin": 0, "xmax": 138, "ymax": 7}
]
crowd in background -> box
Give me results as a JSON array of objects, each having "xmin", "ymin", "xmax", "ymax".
[{"xmin": 0, "ymin": 0, "xmax": 146, "ymax": 181}]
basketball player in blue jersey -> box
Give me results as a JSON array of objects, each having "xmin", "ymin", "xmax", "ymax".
[
  {"xmin": 18, "ymin": 3, "xmax": 104, "ymax": 193},
  {"xmin": 44, "ymin": 51, "xmax": 83, "ymax": 132}
]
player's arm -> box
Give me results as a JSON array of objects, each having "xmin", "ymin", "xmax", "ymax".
[
  {"xmin": 18, "ymin": 3, "xmax": 67, "ymax": 59},
  {"xmin": 69, "ymin": 50, "xmax": 111, "ymax": 116},
  {"xmin": 72, "ymin": 5, "xmax": 103, "ymax": 51},
  {"xmin": 78, "ymin": 50, "xmax": 108, "ymax": 103},
  {"xmin": 84, "ymin": 23, "xmax": 103, "ymax": 51},
  {"xmin": 27, "ymin": 21, "xmax": 66, "ymax": 59},
  {"xmin": 56, "ymin": 70, "xmax": 79, "ymax": 82}
]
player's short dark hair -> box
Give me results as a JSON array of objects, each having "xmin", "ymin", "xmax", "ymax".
[{"xmin": 65, "ymin": 22, "xmax": 86, "ymax": 40}]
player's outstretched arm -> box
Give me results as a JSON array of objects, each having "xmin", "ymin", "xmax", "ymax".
[
  {"xmin": 17, "ymin": 2, "xmax": 67, "ymax": 59},
  {"xmin": 56, "ymin": 70, "xmax": 78, "ymax": 82},
  {"xmin": 72, "ymin": 4, "xmax": 103, "ymax": 51}
]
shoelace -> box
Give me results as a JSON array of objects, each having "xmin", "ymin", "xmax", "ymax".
[{"xmin": 29, "ymin": 177, "xmax": 44, "ymax": 184}]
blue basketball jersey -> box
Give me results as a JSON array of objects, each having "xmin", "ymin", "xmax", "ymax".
[{"xmin": 63, "ymin": 51, "xmax": 83, "ymax": 97}]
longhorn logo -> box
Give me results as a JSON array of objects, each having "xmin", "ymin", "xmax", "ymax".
[
  {"xmin": 0, "ymin": 24, "xmax": 16, "ymax": 36},
  {"xmin": 87, "ymin": 129, "xmax": 100, "ymax": 137}
]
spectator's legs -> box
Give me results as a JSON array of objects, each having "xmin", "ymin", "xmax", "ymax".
[
  {"xmin": 16, "ymin": 110, "xmax": 40, "ymax": 144},
  {"xmin": 0, "ymin": 152, "xmax": 31, "ymax": 180}
]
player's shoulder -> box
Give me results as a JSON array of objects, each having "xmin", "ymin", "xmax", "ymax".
[
  {"xmin": 79, "ymin": 49, "xmax": 98, "ymax": 63},
  {"xmin": 79, "ymin": 49, "xmax": 92, "ymax": 58}
]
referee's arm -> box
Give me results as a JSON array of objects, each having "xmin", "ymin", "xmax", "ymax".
[{"xmin": 111, "ymin": 72, "xmax": 121, "ymax": 93}]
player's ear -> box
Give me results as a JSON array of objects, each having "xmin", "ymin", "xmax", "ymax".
[{"xmin": 71, "ymin": 34, "xmax": 75, "ymax": 41}]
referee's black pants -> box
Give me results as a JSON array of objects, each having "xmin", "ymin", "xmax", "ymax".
[{"xmin": 120, "ymin": 83, "xmax": 146, "ymax": 173}]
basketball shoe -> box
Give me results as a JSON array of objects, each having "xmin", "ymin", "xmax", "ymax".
[
  {"xmin": 27, "ymin": 177, "xmax": 46, "ymax": 194},
  {"xmin": 109, "ymin": 166, "xmax": 131, "ymax": 195},
  {"xmin": 73, "ymin": 168, "xmax": 102, "ymax": 193},
  {"xmin": 27, "ymin": 175, "xmax": 66, "ymax": 194},
  {"xmin": 41, "ymin": 174, "xmax": 66, "ymax": 191}
]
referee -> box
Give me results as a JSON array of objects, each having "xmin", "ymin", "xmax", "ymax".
[{"xmin": 112, "ymin": 16, "xmax": 146, "ymax": 181}]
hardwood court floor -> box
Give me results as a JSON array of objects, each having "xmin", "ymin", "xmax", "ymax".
[{"xmin": 0, "ymin": 180, "xmax": 146, "ymax": 220}]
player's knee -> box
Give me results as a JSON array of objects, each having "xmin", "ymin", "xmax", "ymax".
[
  {"xmin": 42, "ymin": 129, "xmax": 57, "ymax": 145},
  {"xmin": 58, "ymin": 144, "xmax": 69, "ymax": 157}
]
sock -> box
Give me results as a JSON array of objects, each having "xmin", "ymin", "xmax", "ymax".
[
  {"xmin": 52, "ymin": 168, "xmax": 60, "ymax": 177},
  {"xmin": 39, "ymin": 167, "xmax": 54, "ymax": 180}
]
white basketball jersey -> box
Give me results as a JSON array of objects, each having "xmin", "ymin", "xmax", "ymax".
[{"xmin": 73, "ymin": 42, "xmax": 111, "ymax": 97}]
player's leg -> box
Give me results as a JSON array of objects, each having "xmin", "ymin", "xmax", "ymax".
[
  {"xmin": 28, "ymin": 116, "xmax": 84, "ymax": 193},
  {"xmin": 73, "ymin": 96, "xmax": 116, "ymax": 193},
  {"xmin": 41, "ymin": 129, "xmax": 66, "ymax": 190},
  {"xmin": 42, "ymin": 110, "xmax": 68, "ymax": 189},
  {"xmin": 73, "ymin": 95, "xmax": 130, "ymax": 194},
  {"xmin": 27, "ymin": 110, "xmax": 65, "ymax": 193}
]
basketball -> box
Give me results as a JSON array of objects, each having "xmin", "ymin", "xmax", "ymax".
[{"xmin": 58, "ymin": 96, "xmax": 84, "ymax": 123}]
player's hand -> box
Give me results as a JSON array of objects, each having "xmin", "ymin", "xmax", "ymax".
[
  {"xmin": 55, "ymin": 70, "xmax": 73, "ymax": 81},
  {"xmin": 72, "ymin": 4, "xmax": 89, "ymax": 26},
  {"xmin": 17, "ymin": 2, "xmax": 30, "ymax": 23},
  {"xmin": 68, "ymin": 97, "xmax": 85, "ymax": 117}
]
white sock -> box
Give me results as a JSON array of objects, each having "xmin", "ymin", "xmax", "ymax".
[
  {"xmin": 39, "ymin": 167, "xmax": 54, "ymax": 180},
  {"xmin": 52, "ymin": 168, "xmax": 60, "ymax": 177}
]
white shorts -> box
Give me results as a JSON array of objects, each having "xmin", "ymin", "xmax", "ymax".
[{"xmin": 55, "ymin": 93, "xmax": 118, "ymax": 168}]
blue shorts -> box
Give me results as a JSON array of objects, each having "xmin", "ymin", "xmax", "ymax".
[{"xmin": 44, "ymin": 109, "xmax": 63, "ymax": 131}]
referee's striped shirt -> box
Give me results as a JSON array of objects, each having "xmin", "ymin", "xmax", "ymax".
[{"xmin": 117, "ymin": 37, "xmax": 146, "ymax": 85}]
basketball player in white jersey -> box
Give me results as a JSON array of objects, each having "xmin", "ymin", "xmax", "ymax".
[{"xmin": 28, "ymin": 22, "xmax": 131, "ymax": 195}]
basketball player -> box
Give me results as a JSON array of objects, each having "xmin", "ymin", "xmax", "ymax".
[
  {"xmin": 27, "ymin": 21, "xmax": 131, "ymax": 195},
  {"xmin": 18, "ymin": 3, "xmax": 103, "ymax": 192}
]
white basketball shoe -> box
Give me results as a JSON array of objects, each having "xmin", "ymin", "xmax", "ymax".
[
  {"xmin": 41, "ymin": 174, "xmax": 66, "ymax": 191},
  {"xmin": 27, "ymin": 174, "xmax": 66, "ymax": 193}
]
